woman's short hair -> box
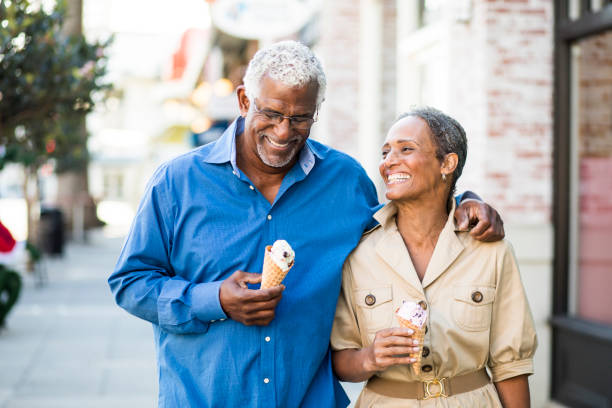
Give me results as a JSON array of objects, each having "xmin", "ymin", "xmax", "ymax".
[
  {"xmin": 396, "ymin": 107, "xmax": 468, "ymax": 196},
  {"xmin": 243, "ymin": 41, "xmax": 327, "ymax": 107}
]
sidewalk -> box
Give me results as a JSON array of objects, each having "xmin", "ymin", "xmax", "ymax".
[
  {"xmin": 0, "ymin": 228, "xmax": 363, "ymax": 407},
  {"xmin": 0, "ymin": 228, "xmax": 157, "ymax": 408}
]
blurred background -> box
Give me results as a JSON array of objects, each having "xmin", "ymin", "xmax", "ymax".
[{"xmin": 1, "ymin": 0, "xmax": 611, "ymax": 407}]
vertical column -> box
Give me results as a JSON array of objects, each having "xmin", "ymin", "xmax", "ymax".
[{"xmin": 358, "ymin": 0, "xmax": 383, "ymax": 183}]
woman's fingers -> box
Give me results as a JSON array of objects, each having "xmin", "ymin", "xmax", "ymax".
[
  {"xmin": 374, "ymin": 355, "xmax": 417, "ymax": 369},
  {"xmin": 374, "ymin": 345, "xmax": 420, "ymax": 357}
]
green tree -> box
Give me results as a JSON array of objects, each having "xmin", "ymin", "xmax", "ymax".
[{"xmin": 0, "ymin": 0, "xmax": 109, "ymax": 241}]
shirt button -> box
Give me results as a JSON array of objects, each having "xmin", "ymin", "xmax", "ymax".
[
  {"xmin": 425, "ymin": 326, "xmax": 428, "ymax": 334},
  {"xmin": 422, "ymin": 364, "xmax": 433, "ymax": 373},
  {"xmin": 265, "ymin": 336, "xmax": 271, "ymax": 342},
  {"xmin": 422, "ymin": 346, "xmax": 430, "ymax": 357},
  {"xmin": 267, "ymin": 215, "xmax": 272, "ymax": 220},
  {"xmin": 472, "ymin": 291, "xmax": 483, "ymax": 303},
  {"xmin": 232, "ymin": 170, "xmax": 237, "ymax": 176},
  {"xmin": 249, "ymin": 185, "xmax": 254, "ymax": 190},
  {"xmin": 418, "ymin": 300, "xmax": 428, "ymax": 310},
  {"xmin": 364, "ymin": 294, "xmax": 376, "ymax": 306},
  {"xmin": 264, "ymin": 378, "xmax": 270, "ymax": 384}
]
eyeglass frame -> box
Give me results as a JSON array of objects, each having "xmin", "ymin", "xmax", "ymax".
[{"xmin": 250, "ymin": 99, "xmax": 318, "ymax": 130}]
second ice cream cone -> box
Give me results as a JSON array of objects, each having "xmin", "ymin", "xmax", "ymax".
[{"xmin": 397, "ymin": 316, "xmax": 426, "ymax": 376}]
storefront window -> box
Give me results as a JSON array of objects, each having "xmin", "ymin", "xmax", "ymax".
[{"xmin": 569, "ymin": 29, "xmax": 612, "ymax": 325}]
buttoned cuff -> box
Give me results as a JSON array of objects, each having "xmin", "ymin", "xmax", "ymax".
[
  {"xmin": 191, "ymin": 281, "xmax": 228, "ymax": 323},
  {"xmin": 489, "ymin": 358, "xmax": 534, "ymax": 382}
]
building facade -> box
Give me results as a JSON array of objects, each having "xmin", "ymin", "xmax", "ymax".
[{"xmin": 315, "ymin": 0, "xmax": 612, "ymax": 406}]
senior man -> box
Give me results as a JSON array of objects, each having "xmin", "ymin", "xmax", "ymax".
[{"xmin": 109, "ymin": 41, "xmax": 503, "ymax": 407}]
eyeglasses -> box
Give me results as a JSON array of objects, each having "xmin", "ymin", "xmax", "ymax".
[{"xmin": 251, "ymin": 100, "xmax": 317, "ymax": 131}]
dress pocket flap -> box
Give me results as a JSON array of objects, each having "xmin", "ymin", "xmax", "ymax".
[
  {"xmin": 453, "ymin": 285, "xmax": 495, "ymax": 306},
  {"xmin": 355, "ymin": 286, "xmax": 393, "ymax": 309}
]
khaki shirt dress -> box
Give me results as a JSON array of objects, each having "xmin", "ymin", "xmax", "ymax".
[{"xmin": 331, "ymin": 202, "xmax": 537, "ymax": 407}]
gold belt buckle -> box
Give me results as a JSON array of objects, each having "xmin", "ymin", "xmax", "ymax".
[{"xmin": 423, "ymin": 378, "xmax": 448, "ymax": 399}]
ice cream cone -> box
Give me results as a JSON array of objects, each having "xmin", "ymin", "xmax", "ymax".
[
  {"xmin": 261, "ymin": 245, "xmax": 293, "ymax": 289},
  {"xmin": 397, "ymin": 316, "xmax": 426, "ymax": 376}
]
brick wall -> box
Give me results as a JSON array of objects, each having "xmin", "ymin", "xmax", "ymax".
[
  {"xmin": 317, "ymin": 0, "xmax": 396, "ymax": 161},
  {"xmin": 481, "ymin": 0, "xmax": 554, "ymax": 224},
  {"xmin": 318, "ymin": 0, "xmax": 554, "ymax": 225},
  {"xmin": 317, "ymin": 0, "xmax": 360, "ymax": 157}
]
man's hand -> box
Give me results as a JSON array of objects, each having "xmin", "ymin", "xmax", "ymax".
[
  {"xmin": 362, "ymin": 327, "xmax": 419, "ymax": 373},
  {"xmin": 219, "ymin": 270, "xmax": 284, "ymax": 326},
  {"xmin": 455, "ymin": 200, "xmax": 505, "ymax": 242}
]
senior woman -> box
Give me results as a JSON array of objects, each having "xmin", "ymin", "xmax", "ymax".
[{"xmin": 331, "ymin": 107, "xmax": 537, "ymax": 407}]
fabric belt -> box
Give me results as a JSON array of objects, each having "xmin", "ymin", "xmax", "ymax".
[{"xmin": 365, "ymin": 368, "xmax": 490, "ymax": 400}]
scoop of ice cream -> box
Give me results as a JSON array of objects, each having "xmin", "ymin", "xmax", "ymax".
[
  {"xmin": 269, "ymin": 240, "xmax": 295, "ymax": 272},
  {"xmin": 396, "ymin": 300, "xmax": 427, "ymax": 328}
]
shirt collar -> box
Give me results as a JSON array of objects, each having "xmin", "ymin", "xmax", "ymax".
[
  {"xmin": 373, "ymin": 198, "xmax": 460, "ymax": 232},
  {"xmin": 202, "ymin": 116, "xmax": 326, "ymax": 176}
]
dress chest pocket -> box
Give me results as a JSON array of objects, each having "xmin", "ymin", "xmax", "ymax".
[
  {"xmin": 354, "ymin": 286, "xmax": 394, "ymax": 334},
  {"xmin": 451, "ymin": 285, "xmax": 496, "ymax": 332}
]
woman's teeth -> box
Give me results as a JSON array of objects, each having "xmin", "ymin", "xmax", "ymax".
[{"xmin": 387, "ymin": 173, "xmax": 411, "ymax": 184}]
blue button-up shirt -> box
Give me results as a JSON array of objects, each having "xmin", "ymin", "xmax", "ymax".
[{"xmin": 109, "ymin": 117, "xmax": 379, "ymax": 408}]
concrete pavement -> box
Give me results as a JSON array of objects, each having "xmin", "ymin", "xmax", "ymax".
[{"xmin": 0, "ymin": 228, "xmax": 157, "ymax": 408}]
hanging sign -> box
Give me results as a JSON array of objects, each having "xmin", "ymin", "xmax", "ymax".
[{"xmin": 210, "ymin": 0, "xmax": 322, "ymax": 40}]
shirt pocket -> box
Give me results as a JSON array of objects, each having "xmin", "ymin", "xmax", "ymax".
[
  {"xmin": 451, "ymin": 285, "xmax": 496, "ymax": 332},
  {"xmin": 354, "ymin": 286, "xmax": 394, "ymax": 336}
]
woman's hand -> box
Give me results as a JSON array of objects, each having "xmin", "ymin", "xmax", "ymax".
[
  {"xmin": 363, "ymin": 327, "xmax": 420, "ymax": 372},
  {"xmin": 332, "ymin": 327, "xmax": 419, "ymax": 383}
]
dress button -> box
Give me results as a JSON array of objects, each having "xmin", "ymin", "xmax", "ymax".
[
  {"xmin": 263, "ymin": 378, "xmax": 270, "ymax": 384},
  {"xmin": 418, "ymin": 300, "xmax": 427, "ymax": 310},
  {"xmin": 249, "ymin": 185, "xmax": 254, "ymax": 190},
  {"xmin": 471, "ymin": 291, "xmax": 483, "ymax": 303},
  {"xmin": 422, "ymin": 365, "xmax": 433, "ymax": 373},
  {"xmin": 364, "ymin": 294, "xmax": 376, "ymax": 306},
  {"xmin": 422, "ymin": 346, "xmax": 430, "ymax": 357},
  {"xmin": 265, "ymin": 336, "xmax": 271, "ymax": 342},
  {"xmin": 267, "ymin": 215, "xmax": 272, "ymax": 220}
]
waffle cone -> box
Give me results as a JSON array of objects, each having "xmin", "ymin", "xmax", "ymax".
[
  {"xmin": 397, "ymin": 316, "xmax": 426, "ymax": 376},
  {"xmin": 261, "ymin": 246, "xmax": 293, "ymax": 289}
]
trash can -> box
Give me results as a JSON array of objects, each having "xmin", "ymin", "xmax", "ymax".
[{"xmin": 39, "ymin": 208, "xmax": 64, "ymax": 255}]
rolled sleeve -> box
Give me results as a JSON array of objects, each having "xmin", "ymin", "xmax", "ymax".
[
  {"xmin": 488, "ymin": 241, "xmax": 538, "ymax": 382},
  {"xmin": 489, "ymin": 358, "xmax": 534, "ymax": 382}
]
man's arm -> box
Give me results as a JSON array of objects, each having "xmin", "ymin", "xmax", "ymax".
[
  {"xmin": 454, "ymin": 191, "xmax": 505, "ymax": 242},
  {"xmin": 109, "ymin": 167, "xmax": 284, "ymax": 333},
  {"xmin": 108, "ymin": 167, "xmax": 227, "ymax": 334}
]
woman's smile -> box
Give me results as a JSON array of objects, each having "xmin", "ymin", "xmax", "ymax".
[{"xmin": 386, "ymin": 173, "xmax": 412, "ymax": 185}]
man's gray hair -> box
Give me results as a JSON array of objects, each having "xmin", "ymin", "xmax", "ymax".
[
  {"xmin": 243, "ymin": 41, "xmax": 326, "ymax": 107},
  {"xmin": 396, "ymin": 107, "xmax": 468, "ymax": 196}
]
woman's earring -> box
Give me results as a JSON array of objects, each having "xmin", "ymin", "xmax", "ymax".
[{"xmin": 442, "ymin": 173, "xmax": 447, "ymax": 182}]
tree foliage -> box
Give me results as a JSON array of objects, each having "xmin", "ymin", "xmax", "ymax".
[{"xmin": 0, "ymin": 0, "xmax": 110, "ymax": 170}]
